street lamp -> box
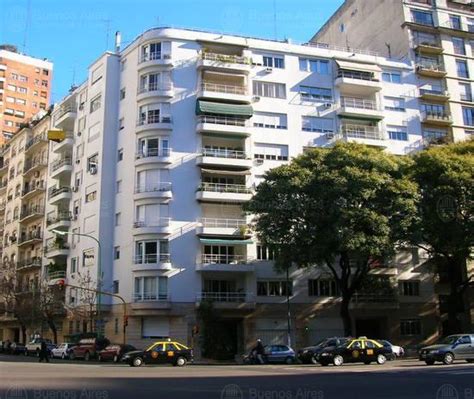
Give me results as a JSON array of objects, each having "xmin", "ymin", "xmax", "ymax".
[{"xmin": 52, "ymin": 229, "xmax": 103, "ymax": 337}]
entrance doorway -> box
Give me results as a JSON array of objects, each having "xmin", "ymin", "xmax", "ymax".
[{"xmin": 355, "ymin": 319, "xmax": 384, "ymax": 338}]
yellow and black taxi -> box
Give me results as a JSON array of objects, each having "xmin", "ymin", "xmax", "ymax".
[
  {"xmin": 317, "ymin": 337, "xmax": 392, "ymax": 366},
  {"xmin": 121, "ymin": 340, "xmax": 193, "ymax": 367}
]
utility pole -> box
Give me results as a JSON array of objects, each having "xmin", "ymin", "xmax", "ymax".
[{"xmin": 286, "ymin": 266, "xmax": 292, "ymax": 348}]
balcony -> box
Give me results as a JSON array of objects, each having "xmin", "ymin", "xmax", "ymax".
[
  {"xmin": 131, "ymin": 293, "xmax": 171, "ymax": 310},
  {"xmin": 137, "ymin": 82, "xmax": 174, "ymax": 102},
  {"xmin": 196, "ymin": 254, "xmax": 255, "ymax": 272},
  {"xmin": 136, "ymin": 114, "xmax": 172, "ymax": 134},
  {"xmin": 415, "ymin": 62, "xmax": 447, "ymax": 78},
  {"xmin": 132, "ymin": 254, "xmax": 172, "ymax": 272},
  {"xmin": 198, "ymin": 82, "xmax": 251, "ymax": 103},
  {"xmin": 197, "ymin": 52, "xmax": 251, "ymax": 74},
  {"xmin": 47, "ymin": 270, "xmax": 67, "ymax": 285},
  {"xmin": 350, "ymin": 293, "xmax": 399, "ymax": 309},
  {"xmin": 421, "ymin": 111, "xmax": 453, "ymax": 126},
  {"xmin": 133, "ymin": 218, "xmax": 171, "ymax": 235},
  {"xmin": 21, "ymin": 181, "xmax": 46, "ymax": 201},
  {"xmin": 54, "ymin": 103, "xmax": 77, "ymax": 130},
  {"xmin": 439, "ymin": 19, "xmax": 474, "ymax": 35},
  {"xmin": 23, "ymin": 158, "xmax": 48, "ymax": 176},
  {"xmin": 25, "ymin": 133, "xmax": 48, "ymax": 153},
  {"xmin": 17, "ymin": 232, "xmax": 43, "ymax": 247},
  {"xmin": 50, "ymin": 157, "xmax": 73, "ymax": 179},
  {"xmin": 332, "ymin": 125, "xmax": 387, "ymax": 147},
  {"xmin": 196, "ymin": 115, "xmax": 251, "ymax": 137},
  {"xmin": 20, "ymin": 206, "xmax": 44, "ymax": 223},
  {"xmin": 135, "ymin": 148, "xmax": 172, "ymax": 167},
  {"xmin": 197, "ymin": 218, "xmax": 248, "ymax": 236},
  {"xmin": 335, "ymin": 70, "xmax": 382, "ymax": 94},
  {"xmin": 419, "ymin": 88, "xmax": 450, "ymax": 101},
  {"xmin": 46, "ymin": 211, "xmax": 72, "ymax": 231},
  {"xmin": 138, "ymin": 51, "xmax": 173, "ymax": 71},
  {"xmin": 196, "ymin": 291, "xmax": 255, "ymax": 309},
  {"xmin": 196, "ymin": 182, "xmax": 253, "ymax": 203},
  {"xmin": 0, "ymin": 160, "xmax": 9, "ymax": 176},
  {"xmin": 337, "ymin": 97, "xmax": 384, "ymax": 120},
  {"xmin": 196, "ymin": 148, "xmax": 252, "ymax": 169},
  {"xmin": 134, "ymin": 182, "xmax": 172, "ymax": 201},
  {"xmin": 413, "ymin": 38, "xmax": 443, "ymax": 54},
  {"xmin": 52, "ymin": 133, "xmax": 74, "ymax": 154},
  {"xmin": 16, "ymin": 257, "xmax": 42, "ymax": 271},
  {"xmin": 44, "ymin": 242, "xmax": 70, "ymax": 258},
  {"xmin": 48, "ymin": 187, "xmax": 72, "ymax": 205}
]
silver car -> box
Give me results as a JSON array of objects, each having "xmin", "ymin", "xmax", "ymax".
[
  {"xmin": 264, "ymin": 344, "xmax": 296, "ymax": 364},
  {"xmin": 51, "ymin": 343, "xmax": 76, "ymax": 359}
]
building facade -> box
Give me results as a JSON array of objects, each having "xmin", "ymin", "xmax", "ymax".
[{"xmin": 0, "ymin": 44, "xmax": 53, "ymax": 143}]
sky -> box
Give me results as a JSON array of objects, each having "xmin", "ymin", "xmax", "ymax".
[{"xmin": 0, "ymin": 0, "xmax": 344, "ymax": 102}]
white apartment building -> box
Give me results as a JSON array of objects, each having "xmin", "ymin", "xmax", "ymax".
[{"xmin": 43, "ymin": 27, "xmax": 440, "ymax": 357}]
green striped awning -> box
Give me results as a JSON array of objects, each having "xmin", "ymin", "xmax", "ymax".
[
  {"xmin": 196, "ymin": 100, "xmax": 253, "ymax": 118},
  {"xmin": 199, "ymin": 238, "xmax": 253, "ymax": 245}
]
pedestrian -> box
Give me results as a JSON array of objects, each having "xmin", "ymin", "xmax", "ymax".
[
  {"xmin": 38, "ymin": 341, "xmax": 49, "ymax": 363},
  {"xmin": 252, "ymin": 339, "xmax": 265, "ymax": 365}
]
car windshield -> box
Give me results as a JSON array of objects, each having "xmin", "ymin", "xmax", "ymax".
[{"xmin": 439, "ymin": 336, "xmax": 460, "ymax": 345}]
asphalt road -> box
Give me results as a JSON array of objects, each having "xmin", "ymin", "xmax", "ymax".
[{"xmin": 0, "ymin": 355, "xmax": 473, "ymax": 399}]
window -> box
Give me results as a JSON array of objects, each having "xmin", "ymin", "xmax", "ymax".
[
  {"xmin": 7, "ymin": 84, "xmax": 16, "ymax": 91},
  {"xmin": 299, "ymin": 58, "xmax": 330, "ymax": 74},
  {"xmin": 301, "ymin": 116, "xmax": 334, "ymax": 133},
  {"xmin": 119, "ymin": 118, "xmax": 124, "ymax": 130},
  {"xmin": 43, "ymin": 69, "xmax": 49, "ymax": 76},
  {"xmin": 18, "ymin": 75, "xmax": 28, "ymax": 82},
  {"xmin": 411, "ymin": 9, "xmax": 433, "ymax": 26},
  {"xmin": 85, "ymin": 191, "xmax": 97, "ymax": 203},
  {"xmin": 308, "ymin": 279, "xmax": 339, "ymax": 296},
  {"xmin": 135, "ymin": 240, "xmax": 170, "ymax": 263},
  {"xmin": 71, "ymin": 257, "xmax": 78, "ymax": 274},
  {"xmin": 453, "ymin": 37, "xmax": 466, "ymax": 55},
  {"xmin": 41, "ymin": 80, "xmax": 48, "ymax": 87},
  {"xmin": 114, "ymin": 246, "xmax": 120, "ymax": 260},
  {"xmin": 252, "ymin": 112, "xmax": 287, "ymax": 129},
  {"xmin": 87, "ymin": 154, "xmax": 98, "ymax": 172},
  {"xmin": 387, "ymin": 126, "xmax": 408, "ymax": 141},
  {"xmin": 384, "ymin": 97, "xmax": 406, "ymax": 111},
  {"xmin": 463, "ymin": 107, "xmax": 474, "ymax": 126},
  {"xmin": 120, "ymin": 88, "xmax": 126, "ymax": 100},
  {"xmin": 113, "ymin": 280, "xmax": 119, "ymax": 294},
  {"xmin": 17, "ymin": 87, "xmax": 27, "ymax": 94},
  {"xmin": 450, "ymin": 14, "xmax": 462, "ymax": 30},
  {"xmin": 400, "ymin": 281, "xmax": 420, "ymax": 296},
  {"xmin": 299, "ymin": 86, "xmax": 332, "ymax": 101},
  {"xmin": 82, "ymin": 248, "xmax": 95, "ymax": 267},
  {"xmin": 456, "ymin": 59, "xmax": 469, "ymax": 78},
  {"xmin": 120, "ymin": 60, "xmax": 126, "ymax": 71},
  {"xmin": 263, "ymin": 54, "xmax": 285, "ymax": 69},
  {"xmin": 16, "ymin": 98, "xmax": 26, "ymax": 105},
  {"xmin": 257, "ymin": 280, "xmax": 293, "ymax": 297},
  {"xmin": 400, "ymin": 319, "xmax": 421, "ymax": 336},
  {"xmin": 382, "ymin": 71, "xmax": 401, "ymax": 83},
  {"xmin": 73, "ymin": 200, "xmax": 80, "ymax": 218},
  {"xmin": 253, "ymin": 81, "xmax": 286, "ymax": 99},
  {"xmin": 254, "ymin": 143, "xmax": 289, "ymax": 162},
  {"xmin": 423, "ymin": 129, "xmax": 447, "ymax": 141},
  {"xmin": 116, "ymin": 180, "xmax": 122, "ymax": 193},
  {"xmin": 15, "ymin": 110, "xmax": 25, "ymax": 118},
  {"xmin": 256, "ymin": 245, "xmax": 275, "ymax": 260},
  {"xmin": 11, "ymin": 73, "xmax": 18, "ymax": 80},
  {"xmin": 134, "ymin": 276, "xmax": 168, "ymax": 301},
  {"xmin": 90, "ymin": 95, "xmax": 101, "ymax": 113},
  {"xmin": 91, "ymin": 65, "xmax": 103, "ymax": 84},
  {"xmin": 115, "ymin": 212, "xmax": 121, "ymax": 226},
  {"xmin": 141, "ymin": 42, "xmax": 162, "ymax": 62},
  {"xmin": 459, "ymin": 83, "xmax": 472, "ymax": 102},
  {"xmin": 6, "ymin": 96, "xmax": 14, "ymax": 103},
  {"xmin": 117, "ymin": 149, "xmax": 123, "ymax": 162}
]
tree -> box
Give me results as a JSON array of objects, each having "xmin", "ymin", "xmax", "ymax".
[
  {"xmin": 410, "ymin": 140, "xmax": 474, "ymax": 334},
  {"xmin": 245, "ymin": 142, "xmax": 419, "ymax": 335}
]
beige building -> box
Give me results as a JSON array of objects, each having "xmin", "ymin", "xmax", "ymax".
[{"xmin": 0, "ymin": 111, "xmax": 51, "ymax": 342}]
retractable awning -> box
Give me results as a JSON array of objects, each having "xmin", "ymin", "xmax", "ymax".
[
  {"xmin": 196, "ymin": 100, "xmax": 253, "ymax": 118},
  {"xmin": 199, "ymin": 238, "xmax": 253, "ymax": 245},
  {"xmin": 201, "ymin": 168, "xmax": 251, "ymax": 176},
  {"xmin": 336, "ymin": 60, "xmax": 382, "ymax": 73}
]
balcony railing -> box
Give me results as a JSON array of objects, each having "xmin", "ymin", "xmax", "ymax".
[
  {"xmin": 139, "ymin": 51, "xmax": 171, "ymax": 63},
  {"xmin": 201, "ymin": 254, "xmax": 250, "ymax": 265},
  {"xmin": 419, "ymin": 88, "xmax": 448, "ymax": 97},
  {"xmin": 137, "ymin": 114, "xmax": 172, "ymax": 126},
  {"xmin": 198, "ymin": 291, "xmax": 249, "ymax": 302},
  {"xmin": 352, "ymin": 294, "xmax": 398, "ymax": 304},
  {"xmin": 422, "ymin": 111, "xmax": 452, "ymax": 121},
  {"xmin": 416, "ymin": 62, "xmax": 445, "ymax": 73},
  {"xmin": 197, "ymin": 115, "xmax": 249, "ymax": 127},
  {"xmin": 17, "ymin": 258, "xmax": 42, "ymax": 269},
  {"xmin": 441, "ymin": 20, "xmax": 474, "ymax": 32},
  {"xmin": 340, "ymin": 97, "xmax": 378, "ymax": 110},
  {"xmin": 20, "ymin": 206, "xmax": 44, "ymax": 220},
  {"xmin": 51, "ymin": 157, "xmax": 72, "ymax": 172},
  {"xmin": 44, "ymin": 242, "xmax": 70, "ymax": 254},
  {"xmin": 336, "ymin": 70, "xmax": 378, "ymax": 82},
  {"xmin": 133, "ymin": 254, "xmax": 171, "ymax": 264},
  {"xmin": 23, "ymin": 158, "xmax": 48, "ymax": 173},
  {"xmin": 340, "ymin": 125, "xmax": 385, "ymax": 140},
  {"xmin": 25, "ymin": 133, "xmax": 47, "ymax": 150},
  {"xmin": 18, "ymin": 231, "xmax": 43, "ymax": 244},
  {"xmin": 134, "ymin": 182, "xmax": 172, "ymax": 194},
  {"xmin": 138, "ymin": 81, "xmax": 173, "ymax": 94},
  {"xmin": 0, "ymin": 159, "xmax": 9, "ymax": 170},
  {"xmin": 201, "ymin": 52, "xmax": 251, "ymax": 65},
  {"xmin": 201, "ymin": 148, "xmax": 247, "ymax": 159},
  {"xmin": 48, "ymin": 270, "xmax": 66, "ymax": 280},
  {"xmin": 133, "ymin": 293, "xmax": 168, "ymax": 302},
  {"xmin": 200, "ymin": 218, "xmax": 247, "ymax": 229},
  {"xmin": 201, "ymin": 82, "xmax": 248, "ymax": 95},
  {"xmin": 413, "ymin": 38, "xmax": 441, "ymax": 49},
  {"xmin": 410, "ymin": 15, "xmax": 434, "ymax": 26},
  {"xmin": 48, "ymin": 186, "xmax": 71, "ymax": 199},
  {"xmin": 135, "ymin": 148, "xmax": 171, "ymax": 159},
  {"xmin": 55, "ymin": 104, "xmax": 77, "ymax": 121},
  {"xmin": 46, "ymin": 211, "xmax": 72, "ymax": 226},
  {"xmin": 22, "ymin": 181, "xmax": 46, "ymax": 196},
  {"xmin": 133, "ymin": 218, "xmax": 171, "ymax": 228},
  {"xmin": 198, "ymin": 182, "xmax": 252, "ymax": 194}
]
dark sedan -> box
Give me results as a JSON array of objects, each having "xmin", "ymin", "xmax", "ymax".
[
  {"xmin": 298, "ymin": 337, "xmax": 350, "ymax": 364},
  {"xmin": 98, "ymin": 344, "xmax": 136, "ymax": 362}
]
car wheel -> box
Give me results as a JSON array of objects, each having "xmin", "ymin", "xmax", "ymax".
[
  {"xmin": 113, "ymin": 355, "xmax": 119, "ymax": 363},
  {"xmin": 443, "ymin": 353, "xmax": 454, "ymax": 365},
  {"xmin": 61, "ymin": 353, "xmax": 66, "ymax": 360},
  {"xmin": 376, "ymin": 354, "xmax": 386, "ymax": 365},
  {"xmin": 84, "ymin": 352, "xmax": 91, "ymax": 362},
  {"xmin": 333, "ymin": 355, "xmax": 344, "ymax": 366},
  {"xmin": 285, "ymin": 357, "xmax": 294, "ymax": 365},
  {"xmin": 319, "ymin": 361, "xmax": 329, "ymax": 367},
  {"xmin": 132, "ymin": 357, "xmax": 143, "ymax": 367},
  {"xmin": 364, "ymin": 361, "xmax": 371, "ymax": 365},
  {"xmin": 175, "ymin": 357, "xmax": 187, "ymax": 367},
  {"xmin": 310, "ymin": 355, "xmax": 318, "ymax": 365},
  {"xmin": 425, "ymin": 360, "xmax": 435, "ymax": 366}
]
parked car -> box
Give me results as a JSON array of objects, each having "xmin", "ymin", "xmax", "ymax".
[
  {"xmin": 377, "ymin": 340, "xmax": 404, "ymax": 359},
  {"xmin": 98, "ymin": 344, "xmax": 136, "ymax": 362},
  {"xmin": 419, "ymin": 334, "xmax": 474, "ymax": 365},
  {"xmin": 51, "ymin": 343, "xmax": 76, "ymax": 359},
  {"xmin": 317, "ymin": 337, "xmax": 392, "ymax": 366},
  {"xmin": 70, "ymin": 337, "xmax": 110, "ymax": 361},
  {"xmin": 9, "ymin": 342, "xmax": 26, "ymax": 355},
  {"xmin": 264, "ymin": 345, "xmax": 296, "ymax": 364},
  {"xmin": 298, "ymin": 337, "xmax": 351, "ymax": 364},
  {"xmin": 122, "ymin": 340, "xmax": 192, "ymax": 367},
  {"xmin": 25, "ymin": 338, "xmax": 56, "ymax": 356}
]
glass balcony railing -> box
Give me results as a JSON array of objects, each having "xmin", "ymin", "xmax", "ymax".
[
  {"xmin": 340, "ymin": 125, "xmax": 385, "ymax": 140},
  {"xmin": 201, "ymin": 82, "xmax": 248, "ymax": 95},
  {"xmin": 201, "ymin": 148, "xmax": 247, "ymax": 159},
  {"xmin": 197, "ymin": 182, "xmax": 252, "ymax": 194},
  {"xmin": 134, "ymin": 182, "xmax": 172, "ymax": 194},
  {"xmin": 133, "ymin": 254, "xmax": 171, "ymax": 264}
]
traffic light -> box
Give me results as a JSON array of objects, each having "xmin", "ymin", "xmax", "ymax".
[
  {"xmin": 123, "ymin": 315, "xmax": 129, "ymax": 327},
  {"xmin": 57, "ymin": 279, "xmax": 65, "ymax": 290}
]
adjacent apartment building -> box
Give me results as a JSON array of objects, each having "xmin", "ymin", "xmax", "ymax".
[
  {"xmin": 0, "ymin": 45, "xmax": 53, "ymax": 143},
  {"xmin": 10, "ymin": 27, "xmax": 440, "ymax": 357}
]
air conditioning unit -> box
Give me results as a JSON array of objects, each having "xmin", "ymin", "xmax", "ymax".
[
  {"xmin": 326, "ymin": 133, "xmax": 335, "ymax": 139},
  {"xmin": 77, "ymin": 132, "xmax": 82, "ymax": 136},
  {"xmin": 89, "ymin": 166, "xmax": 97, "ymax": 175},
  {"xmin": 254, "ymin": 159, "xmax": 264, "ymax": 165},
  {"xmin": 161, "ymin": 116, "xmax": 171, "ymax": 123},
  {"xmin": 252, "ymin": 96, "xmax": 261, "ymax": 102},
  {"xmin": 323, "ymin": 103, "xmax": 333, "ymax": 108},
  {"xmin": 71, "ymin": 215, "xmax": 78, "ymax": 221},
  {"xmin": 76, "ymin": 159, "xmax": 81, "ymax": 164},
  {"xmin": 71, "ymin": 186, "xmax": 79, "ymax": 192},
  {"xmin": 79, "ymin": 103, "xmax": 85, "ymax": 110},
  {"xmin": 264, "ymin": 67, "xmax": 273, "ymax": 73}
]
